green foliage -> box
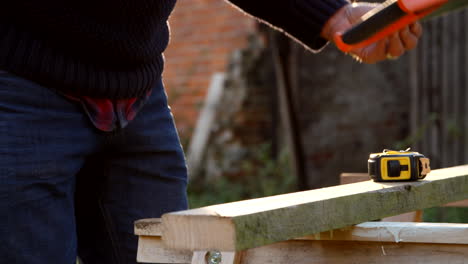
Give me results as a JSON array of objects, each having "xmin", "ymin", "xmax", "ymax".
[
  {"xmin": 447, "ymin": 119, "xmax": 463, "ymax": 139},
  {"xmin": 394, "ymin": 113, "xmax": 463, "ymax": 151},
  {"xmin": 188, "ymin": 144, "xmax": 296, "ymax": 208},
  {"xmin": 393, "ymin": 112, "xmax": 439, "ymax": 150},
  {"xmin": 423, "ymin": 207, "xmax": 468, "ymax": 223}
]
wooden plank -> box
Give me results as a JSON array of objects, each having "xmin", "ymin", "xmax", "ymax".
[
  {"xmin": 135, "ymin": 216, "xmax": 468, "ymax": 249},
  {"xmin": 241, "ymin": 240, "xmax": 468, "ymax": 264},
  {"xmin": 191, "ymin": 251, "xmax": 241, "ymax": 264},
  {"xmin": 136, "ymin": 220, "xmax": 468, "ymax": 245},
  {"xmin": 301, "ymin": 222, "xmax": 468, "ymax": 244},
  {"xmin": 161, "ymin": 165, "xmax": 468, "ymax": 251},
  {"xmin": 137, "ymin": 236, "xmax": 192, "ymax": 264},
  {"xmin": 339, "ymin": 173, "xmax": 421, "ymax": 221},
  {"xmin": 135, "ymin": 221, "xmax": 242, "ymax": 263},
  {"xmin": 135, "ymin": 219, "xmax": 192, "ymax": 263},
  {"xmin": 135, "ymin": 218, "xmax": 163, "ymax": 236},
  {"xmin": 135, "ymin": 221, "xmax": 468, "ymax": 262},
  {"xmin": 339, "ymin": 173, "xmax": 468, "ymax": 208}
]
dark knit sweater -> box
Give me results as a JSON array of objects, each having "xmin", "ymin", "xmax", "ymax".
[{"xmin": 0, "ymin": 0, "xmax": 348, "ymax": 99}]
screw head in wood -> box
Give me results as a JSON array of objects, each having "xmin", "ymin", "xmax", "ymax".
[{"xmin": 206, "ymin": 251, "xmax": 222, "ymax": 264}]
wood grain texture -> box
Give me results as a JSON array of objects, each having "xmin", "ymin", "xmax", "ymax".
[
  {"xmin": 339, "ymin": 173, "xmax": 422, "ymax": 221},
  {"xmin": 339, "ymin": 173, "xmax": 468, "ymax": 208},
  {"xmin": 135, "ymin": 222, "xmax": 468, "ymax": 263},
  {"xmin": 241, "ymin": 240, "xmax": 468, "ymax": 264},
  {"xmin": 137, "ymin": 236, "xmax": 192, "ymax": 263},
  {"xmin": 300, "ymin": 222, "xmax": 468, "ymax": 244},
  {"xmin": 161, "ymin": 165, "xmax": 468, "ymax": 251},
  {"xmin": 191, "ymin": 251, "xmax": 242, "ymax": 264},
  {"xmin": 135, "ymin": 218, "xmax": 163, "ymax": 236}
]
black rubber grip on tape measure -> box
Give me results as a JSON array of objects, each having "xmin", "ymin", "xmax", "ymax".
[{"xmin": 341, "ymin": 0, "xmax": 407, "ymax": 45}]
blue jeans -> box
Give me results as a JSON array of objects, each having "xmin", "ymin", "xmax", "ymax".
[{"xmin": 0, "ymin": 71, "xmax": 188, "ymax": 263}]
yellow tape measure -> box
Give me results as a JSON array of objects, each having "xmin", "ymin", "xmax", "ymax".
[{"xmin": 368, "ymin": 148, "xmax": 431, "ymax": 182}]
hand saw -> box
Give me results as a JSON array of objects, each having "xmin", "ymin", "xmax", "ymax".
[{"xmin": 334, "ymin": 0, "xmax": 467, "ymax": 52}]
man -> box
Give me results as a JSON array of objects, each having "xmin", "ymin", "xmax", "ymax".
[{"xmin": 0, "ymin": 0, "xmax": 421, "ymax": 263}]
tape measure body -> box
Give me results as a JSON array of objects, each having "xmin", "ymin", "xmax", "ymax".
[{"xmin": 368, "ymin": 150, "xmax": 430, "ymax": 182}]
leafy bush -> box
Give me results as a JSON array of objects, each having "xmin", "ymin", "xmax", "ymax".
[
  {"xmin": 187, "ymin": 144, "xmax": 296, "ymax": 208},
  {"xmin": 423, "ymin": 207, "xmax": 468, "ymax": 223}
]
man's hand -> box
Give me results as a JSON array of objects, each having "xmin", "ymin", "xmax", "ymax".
[{"xmin": 321, "ymin": 2, "xmax": 423, "ymax": 64}]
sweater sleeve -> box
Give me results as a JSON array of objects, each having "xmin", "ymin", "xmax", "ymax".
[{"xmin": 226, "ymin": 0, "xmax": 349, "ymax": 52}]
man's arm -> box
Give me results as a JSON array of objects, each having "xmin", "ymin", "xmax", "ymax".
[
  {"xmin": 226, "ymin": 0, "xmax": 422, "ymax": 63},
  {"xmin": 226, "ymin": 0, "xmax": 349, "ymax": 52}
]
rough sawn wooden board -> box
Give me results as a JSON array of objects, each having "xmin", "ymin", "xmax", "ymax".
[
  {"xmin": 135, "ymin": 220, "xmax": 468, "ymax": 263},
  {"xmin": 161, "ymin": 165, "xmax": 468, "ymax": 251}
]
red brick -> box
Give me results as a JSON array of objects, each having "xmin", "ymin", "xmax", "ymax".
[{"xmin": 163, "ymin": 0, "xmax": 257, "ymax": 141}]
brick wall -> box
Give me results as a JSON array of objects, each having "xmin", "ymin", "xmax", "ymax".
[{"xmin": 164, "ymin": 0, "xmax": 257, "ymax": 141}]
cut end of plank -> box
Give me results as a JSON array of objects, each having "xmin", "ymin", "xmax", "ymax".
[
  {"xmin": 162, "ymin": 210, "xmax": 237, "ymax": 251},
  {"xmin": 137, "ymin": 236, "xmax": 193, "ymax": 263},
  {"xmin": 135, "ymin": 218, "xmax": 163, "ymax": 236}
]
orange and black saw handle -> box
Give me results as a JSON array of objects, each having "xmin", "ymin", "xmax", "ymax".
[{"xmin": 334, "ymin": 0, "xmax": 448, "ymax": 52}]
